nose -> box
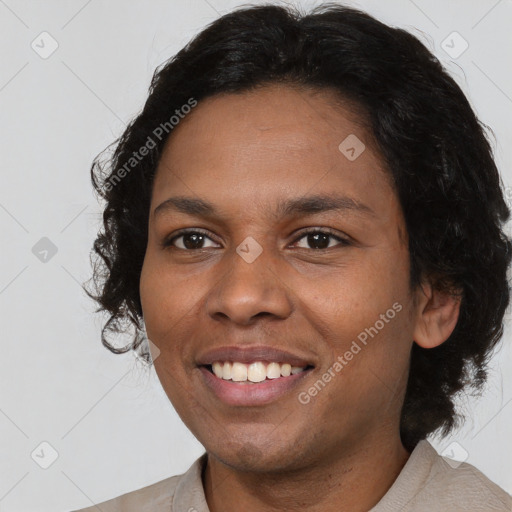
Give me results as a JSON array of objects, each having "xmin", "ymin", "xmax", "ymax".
[{"xmin": 206, "ymin": 245, "xmax": 293, "ymax": 326}]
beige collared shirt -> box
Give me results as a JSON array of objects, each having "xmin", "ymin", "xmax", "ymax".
[{"xmin": 72, "ymin": 440, "xmax": 512, "ymax": 511}]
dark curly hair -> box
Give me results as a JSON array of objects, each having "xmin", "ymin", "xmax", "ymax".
[{"xmin": 84, "ymin": 2, "xmax": 512, "ymax": 452}]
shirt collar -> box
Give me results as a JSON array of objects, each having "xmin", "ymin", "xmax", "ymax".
[
  {"xmin": 172, "ymin": 441, "xmax": 436, "ymax": 512},
  {"xmin": 172, "ymin": 452, "xmax": 210, "ymax": 512}
]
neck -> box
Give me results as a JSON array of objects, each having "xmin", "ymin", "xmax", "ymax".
[{"xmin": 203, "ymin": 432, "xmax": 410, "ymax": 512}]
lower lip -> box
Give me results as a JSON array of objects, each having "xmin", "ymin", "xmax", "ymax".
[{"xmin": 198, "ymin": 366, "xmax": 313, "ymax": 406}]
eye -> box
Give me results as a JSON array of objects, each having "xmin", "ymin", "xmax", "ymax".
[
  {"xmin": 162, "ymin": 228, "xmax": 351, "ymax": 251},
  {"xmin": 162, "ymin": 229, "xmax": 220, "ymax": 250},
  {"xmin": 292, "ymin": 229, "xmax": 351, "ymax": 250}
]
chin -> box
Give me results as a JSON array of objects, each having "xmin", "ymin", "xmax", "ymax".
[{"xmin": 203, "ymin": 432, "xmax": 313, "ymax": 474}]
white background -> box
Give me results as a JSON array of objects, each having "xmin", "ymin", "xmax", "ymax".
[{"xmin": 0, "ymin": 0, "xmax": 511, "ymax": 510}]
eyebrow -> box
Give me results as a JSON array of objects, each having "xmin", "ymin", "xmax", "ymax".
[{"xmin": 154, "ymin": 193, "xmax": 375, "ymax": 220}]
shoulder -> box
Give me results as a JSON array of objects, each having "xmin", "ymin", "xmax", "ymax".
[
  {"xmin": 70, "ymin": 467, "xmax": 187, "ymax": 512},
  {"xmin": 423, "ymin": 445, "xmax": 512, "ymax": 511},
  {"xmin": 372, "ymin": 440, "xmax": 511, "ymax": 512},
  {"xmin": 377, "ymin": 440, "xmax": 511, "ymax": 512}
]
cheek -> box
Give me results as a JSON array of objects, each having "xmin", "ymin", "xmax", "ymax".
[
  {"xmin": 309, "ymin": 256, "xmax": 410, "ymax": 340},
  {"xmin": 139, "ymin": 253, "xmax": 224, "ymax": 374},
  {"xmin": 301, "ymin": 246, "xmax": 413, "ymax": 391},
  {"xmin": 139, "ymin": 256, "xmax": 195, "ymax": 344}
]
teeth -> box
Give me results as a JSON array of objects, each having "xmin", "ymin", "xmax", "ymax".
[
  {"xmin": 280, "ymin": 363, "xmax": 291, "ymax": 377},
  {"xmin": 231, "ymin": 362, "xmax": 248, "ymax": 381},
  {"xmin": 266, "ymin": 362, "xmax": 281, "ymax": 379},
  {"xmin": 222, "ymin": 361, "xmax": 232, "ymax": 380},
  {"xmin": 247, "ymin": 362, "xmax": 267, "ymax": 382},
  {"xmin": 212, "ymin": 362, "xmax": 223, "ymax": 378},
  {"xmin": 210, "ymin": 361, "xmax": 308, "ymax": 382}
]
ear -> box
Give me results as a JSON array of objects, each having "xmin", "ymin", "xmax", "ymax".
[{"xmin": 413, "ymin": 280, "xmax": 461, "ymax": 349}]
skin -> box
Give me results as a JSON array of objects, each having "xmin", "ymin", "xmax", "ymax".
[{"xmin": 139, "ymin": 83, "xmax": 460, "ymax": 512}]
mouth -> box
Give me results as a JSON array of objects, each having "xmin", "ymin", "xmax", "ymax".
[
  {"xmin": 203, "ymin": 361, "xmax": 314, "ymax": 383},
  {"xmin": 196, "ymin": 346, "xmax": 316, "ymax": 406}
]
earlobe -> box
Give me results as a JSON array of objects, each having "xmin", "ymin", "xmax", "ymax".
[{"xmin": 413, "ymin": 281, "xmax": 462, "ymax": 349}]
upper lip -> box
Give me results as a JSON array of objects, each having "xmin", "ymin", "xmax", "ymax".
[{"xmin": 196, "ymin": 345, "xmax": 315, "ymax": 367}]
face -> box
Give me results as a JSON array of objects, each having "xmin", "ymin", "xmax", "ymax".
[{"xmin": 139, "ymin": 84, "xmax": 420, "ymax": 472}]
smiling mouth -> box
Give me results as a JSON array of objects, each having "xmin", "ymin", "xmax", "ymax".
[{"xmin": 203, "ymin": 361, "xmax": 315, "ymax": 383}]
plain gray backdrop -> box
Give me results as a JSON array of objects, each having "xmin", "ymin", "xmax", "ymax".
[{"xmin": 0, "ymin": 0, "xmax": 511, "ymax": 510}]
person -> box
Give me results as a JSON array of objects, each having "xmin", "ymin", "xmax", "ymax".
[{"xmin": 74, "ymin": 3, "xmax": 512, "ymax": 511}]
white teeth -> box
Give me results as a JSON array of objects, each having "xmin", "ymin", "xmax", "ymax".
[
  {"xmin": 231, "ymin": 362, "xmax": 248, "ymax": 382},
  {"xmin": 210, "ymin": 361, "xmax": 308, "ymax": 382},
  {"xmin": 212, "ymin": 362, "xmax": 223, "ymax": 378},
  {"xmin": 247, "ymin": 362, "xmax": 267, "ymax": 382},
  {"xmin": 266, "ymin": 362, "xmax": 281, "ymax": 379},
  {"xmin": 222, "ymin": 361, "xmax": 232, "ymax": 380},
  {"xmin": 280, "ymin": 363, "xmax": 291, "ymax": 377}
]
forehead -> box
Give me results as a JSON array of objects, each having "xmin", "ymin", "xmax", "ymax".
[{"xmin": 151, "ymin": 84, "xmax": 396, "ymax": 219}]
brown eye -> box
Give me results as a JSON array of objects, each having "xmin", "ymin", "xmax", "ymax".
[
  {"xmin": 163, "ymin": 230, "xmax": 220, "ymax": 250},
  {"xmin": 293, "ymin": 229, "xmax": 350, "ymax": 250}
]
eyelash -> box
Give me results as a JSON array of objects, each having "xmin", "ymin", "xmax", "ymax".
[{"xmin": 161, "ymin": 228, "xmax": 351, "ymax": 251}]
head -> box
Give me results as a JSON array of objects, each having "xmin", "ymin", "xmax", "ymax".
[{"xmin": 85, "ymin": 3, "xmax": 511, "ymax": 468}]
